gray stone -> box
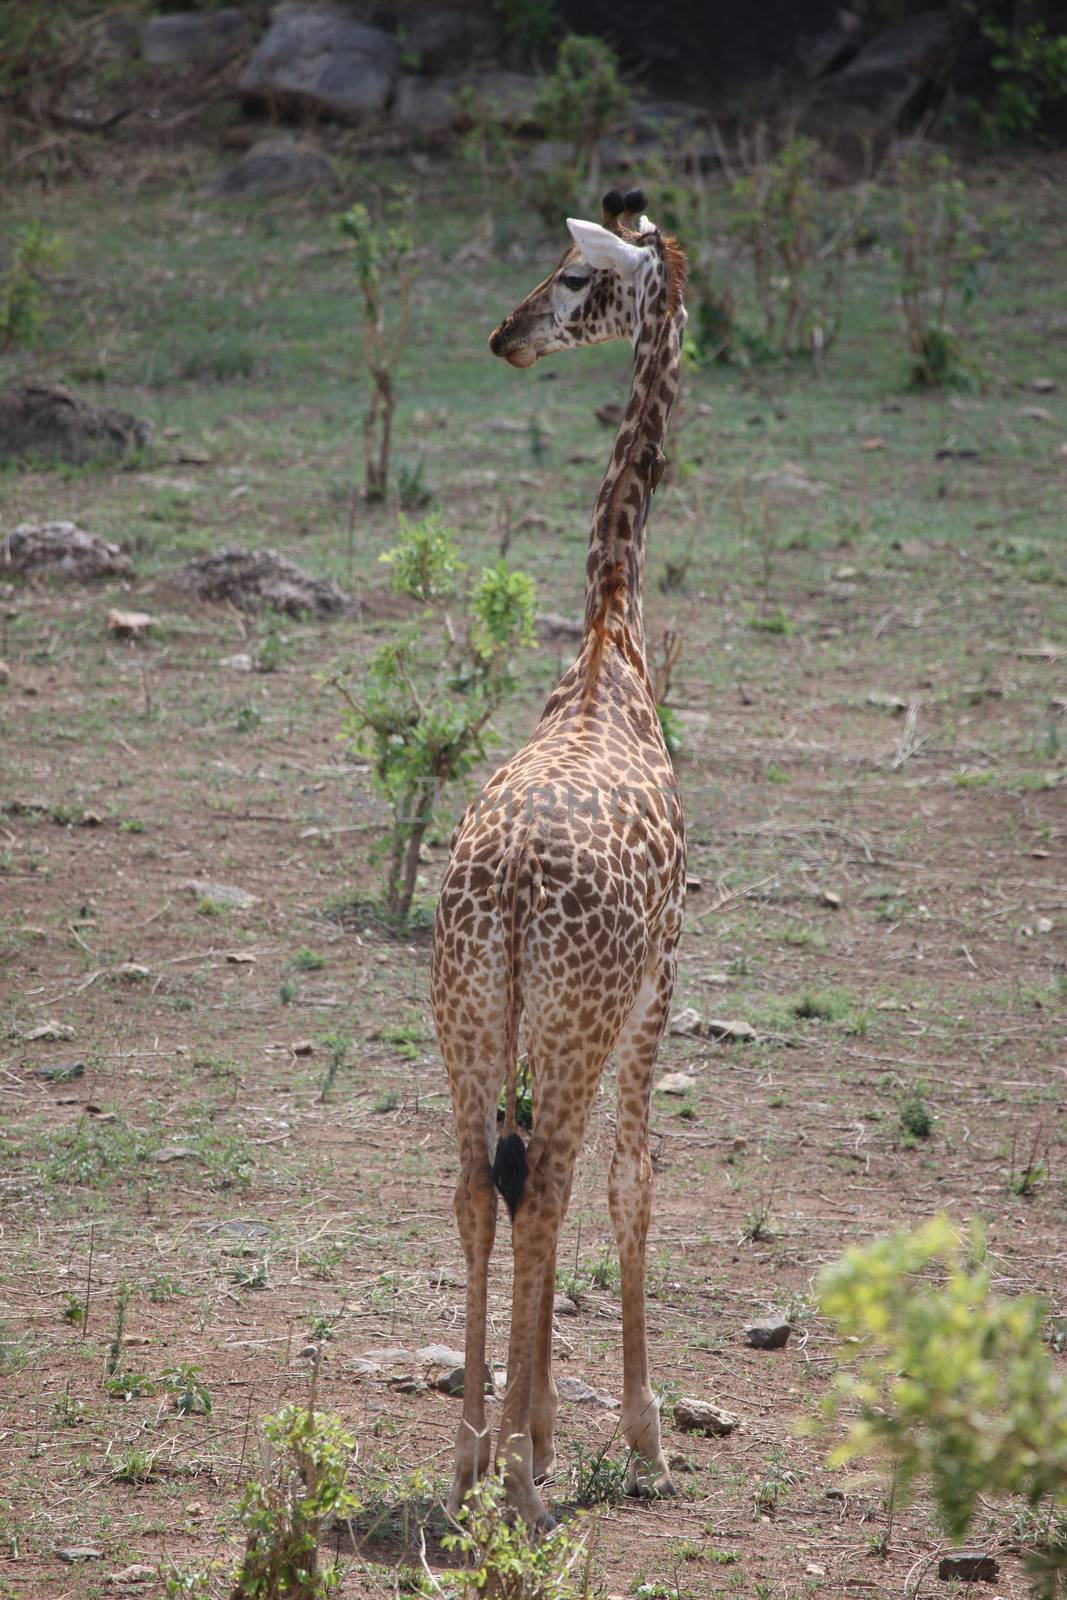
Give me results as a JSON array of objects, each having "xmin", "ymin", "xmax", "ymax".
[
  {"xmin": 392, "ymin": 76, "xmax": 460, "ymax": 139},
  {"xmin": 553, "ymin": 1294, "xmax": 580, "ymax": 1317},
  {"xmin": 406, "ymin": 8, "xmax": 485, "ymax": 74},
  {"xmin": 743, "ymin": 1318, "xmax": 792, "ymax": 1350},
  {"xmin": 705, "ymin": 1019, "xmax": 756, "ymax": 1043},
  {"xmin": 803, "ymin": 11, "xmax": 956, "ymax": 142},
  {"xmin": 239, "ymin": 8, "xmax": 400, "ymax": 124},
  {"xmin": 169, "ymin": 547, "xmax": 348, "ymax": 617},
  {"xmin": 206, "ymin": 136, "xmax": 337, "ymax": 197},
  {"xmin": 3, "ymin": 520, "xmax": 134, "ymax": 583},
  {"xmin": 557, "ymin": 1375, "xmax": 618, "ymax": 1408},
  {"xmin": 182, "ymin": 878, "xmax": 258, "ymax": 910},
  {"xmin": 937, "ymin": 1552, "xmax": 999, "ymax": 1583},
  {"xmin": 362, "ymin": 1346, "xmax": 414, "ymax": 1365},
  {"xmin": 655, "ymin": 1072, "xmax": 696, "ymax": 1095},
  {"xmin": 32, "ymin": 1060, "xmax": 84, "ymax": 1083},
  {"xmin": 0, "ymin": 383, "xmax": 152, "ymax": 466},
  {"xmin": 142, "ymin": 9, "xmax": 247, "ymax": 65},
  {"xmin": 56, "ymin": 1547, "xmax": 104, "ymax": 1563},
  {"xmin": 433, "ymin": 1362, "xmax": 494, "ymax": 1398},
  {"xmin": 674, "ymin": 1398, "xmax": 739, "ymax": 1436},
  {"xmin": 416, "ymin": 1343, "xmax": 466, "ymax": 1369}
]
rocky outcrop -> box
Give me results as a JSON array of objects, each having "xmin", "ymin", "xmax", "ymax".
[
  {"xmin": 205, "ymin": 136, "xmax": 337, "ymax": 196},
  {"xmin": 169, "ymin": 547, "xmax": 349, "ymax": 617},
  {"xmin": 802, "ymin": 10, "xmax": 958, "ymax": 142},
  {"xmin": 142, "ymin": 9, "xmax": 249, "ymax": 65},
  {"xmin": 0, "ymin": 383, "xmax": 153, "ymax": 465},
  {"xmin": 238, "ymin": 7, "xmax": 401, "ymax": 123},
  {"xmin": 2, "ymin": 522, "xmax": 134, "ymax": 582}
]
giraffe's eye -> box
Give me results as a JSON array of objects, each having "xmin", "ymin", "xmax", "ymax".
[{"xmin": 560, "ymin": 272, "xmax": 590, "ymax": 292}]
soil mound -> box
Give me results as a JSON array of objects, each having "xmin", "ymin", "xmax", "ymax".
[
  {"xmin": 169, "ymin": 547, "xmax": 349, "ymax": 617},
  {"xmin": 3, "ymin": 521, "xmax": 134, "ymax": 581},
  {"xmin": 0, "ymin": 383, "xmax": 153, "ymax": 465}
]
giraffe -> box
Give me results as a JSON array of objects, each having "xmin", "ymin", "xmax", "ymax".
[{"xmin": 431, "ymin": 187, "xmax": 688, "ymax": 1531}]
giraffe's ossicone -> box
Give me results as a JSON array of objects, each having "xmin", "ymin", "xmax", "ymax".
[{"xmin": 432, "ymin": 188, "xmax": 688, "ymax": 1531}]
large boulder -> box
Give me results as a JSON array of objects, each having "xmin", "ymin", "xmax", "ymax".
[
  {"xmin": 406, "ymin": 8, "xmax": 490, "ymax": 75},
  {"xmin": 802, "ymin": 10, "xmax": 957, "ymax": 142},
  {"xmin": 393, "ymin": 69, "xmax": 540, "ymax": 138},
  {"xmin": 169, "ymin": 548, "xmax": 349, "ymax": 618},
  {"xmin": 0, "ymin": 383, "xmax": 153, "ymax": 465},
  {"xmin": 205, "ymin": 136, "xmax": 337, "ymax": 197},
  {"xmin": 142, "ymin": 9, "xmax": 248, "ymax": 65},
  {"xmin": 238, "ymin": 6, "xmax": 401, "ymax": 123},
  {"xmin": 3, "ymin": 521, "xmax": 133, "ymax": 582}
]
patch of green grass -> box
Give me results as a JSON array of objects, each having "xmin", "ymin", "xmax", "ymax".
[{"xmin": 292, "ymin": 946, "xmax": 327, "ymax": 972}]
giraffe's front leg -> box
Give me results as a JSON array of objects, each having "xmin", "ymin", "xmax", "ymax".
[{"xmin": 609, "ymin": 934, "xmax": 679, "ymax": 1499}]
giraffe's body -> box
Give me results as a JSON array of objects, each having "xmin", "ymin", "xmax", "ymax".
[{"xmin": 431, "ymin": 190, "xmax": 688, "ymax": 1529}]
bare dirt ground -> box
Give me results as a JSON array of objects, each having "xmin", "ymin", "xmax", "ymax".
[{"xmin": 1, "ymin": 150, "xmax": 1066, "ymax": 1600}]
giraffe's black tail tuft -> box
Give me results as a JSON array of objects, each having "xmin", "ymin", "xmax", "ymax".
[{"xmin": 492, "ymin": 1132, "xmax": 528, "ymax": 1219}]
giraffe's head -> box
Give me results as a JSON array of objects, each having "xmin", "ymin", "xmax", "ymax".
[{"xmin": 488, "ymin": 187, "xmax": 686, "ymax": 369}]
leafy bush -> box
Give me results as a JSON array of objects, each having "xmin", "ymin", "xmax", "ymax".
[
  {"xmin": 730, "ymin": 132, "xmax": 856, "ymax": 360},
  {"xmin": 443, "ymin": 1469, "xmax": 594, "ymax": 1598},
  {"xmin": 0, "ymin": 220, "xmax": 66, "ymax": 349},
  {"xmin": 338, "ymin": 200, "xmax": 417, "ymax": 501},
  {"xmin": 231, "ymin": 1403, "xmax": 358, "ymax": 1599},
  {"xmin": 969, "ymin": 15, "xmax": 1067, "ymax": 146},
  {"xmin": 536, "ymin": 34, "xmax": 629, "ymax": 189},
  {"xmin": 335, "ymin": 517, "xmax": 536, "ymax": 924},
  {"xmin": 893, "ymin": 153, "xmax": 994, "ymax": 388},
  {"xmin": 817, "ymin": 1216, "xmax": 1067, "ymax": 1597}
]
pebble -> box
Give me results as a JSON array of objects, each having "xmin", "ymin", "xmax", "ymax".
[
  {"xmin": 674, "ymin": 1398, "xmax": 739, "ymax": 1435},
  {"xmin": 556, "ymin": 1375, "xmax": 618, "ymax": 1408},
  {"xmin": 743, "ymin": 1318, "xmax": 792, "ymax": 1350},
  {"xmin": 937, "ymin": 1552, "xmax": 999, "ymax": 1582},
  {"xmin": 56, "ymin": 1546, "xmax": 103, "ymax": 1562},
  {"xmin": 655, "ymin": 1071, "xmax": 696, "ymax": 1095},
  {"xmin": 553, "ymin": 1294, "xmax": 580, "ymax": 1317}
]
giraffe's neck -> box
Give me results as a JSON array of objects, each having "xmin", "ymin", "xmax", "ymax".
[{"xmin": 583, "ymin": 263, "xmax": 684, "ymax": 665}]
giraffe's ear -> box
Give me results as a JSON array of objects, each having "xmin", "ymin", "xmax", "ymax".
[{"xmin": 565, "ymin": 218, "xmax": 645, "ymax": 276}]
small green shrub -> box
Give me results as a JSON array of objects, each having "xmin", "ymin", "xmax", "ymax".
[
  {"xmin": 817, "ymin": 1216, "xmax": 1067, "ymax": 1597},
  {"xmin": 443, "ymin": 1469, "xmax": 594, "ymax": 1598},
  {"xmin": 231, "ymin": 1403, "xmax": 358, "ymax": 1600},
  {"xmin": 897, "ymin": 1081, "xmax": 933, "ymax": 1142},
  {"xmin": 968, "ymin": 16, "xmax": 1067, "ymax": 145},
  {"xmin": 536, "ymin": 33, "xmax": 629, "ymax": 189},
  {"xmin": 334, "ymin": 519, "xmax": 536, "ymax": 923},
  {"xmin": 0, "ymin": 220, "xmax": 67, "ymax": 349},
  {"xmin": 163, "ymin": 1363, "xmax": 212, "ymax": 1417}
]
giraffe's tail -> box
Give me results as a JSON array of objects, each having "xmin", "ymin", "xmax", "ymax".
[{"xmin": 490, "ymin": 836, "xmax": 539, "ymax": 1218}]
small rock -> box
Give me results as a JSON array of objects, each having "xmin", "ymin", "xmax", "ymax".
[
  {"xmin": 181, "ymin": 878, "xmax": 257, "ymax": 909},
  {"xmin": 669, "ymin": 1005, "xmax": 702, "ymax": 1037},
  {"xmin": 1019, "ymin": 406, "xmax": 1053, "ymax": 424},
  {"xmin": 185, "ymin": 1502, "xmax": 204, "ymax": 1517},
  {"xmin": 595, "ymin": 401, "xmax": 624, "ymax": 427},
  {"xmin": 106, "ymin": 608, "xmax": 157, "ymax": 639},
  {"xmin": 434, "ymin": 1362, "xmax": 494, "ymax": 1398},
  {"xmin": 143, "ymin": 8, "xmax": 246, "ymax": 64},
  {"xmin": 226, "ymin": 951, "xmax": 257, "ymax": 965},
  {"xmin": 112, "ymin": 962, "xmax": 150, "ymax": 981},
  {"xmin": 32, "ymin": 1060, "xmax": 84, "ymax": 1082},
  {"xmin": 860, "ymin": 436, "xmax": 886, "ymax": 450},
  {"xmin": 685, "ymin": 873, "xmax": 702, "ymax": 892},
  {"xmin": 937, "ymin": 1552, "xmax": 999, "ymax": 1583},
  {"xmin": 1036, "ymin": 916, "xmax": 1054, "ymax": 934},
  {"xmin": 743, "ymin": 1319, "xmax": 792, "ymax": 1350},
  {"xmin": 107, "ymin": 1562, "xmax": 156, "ymax": 1585},
  {"xmin": 219, "ymin": 653, "xmax": 253, "ymax": 672},
  {"xmin": 4, "ymin": 519, "xmax": 134, "ymax": 580},
  {"xmin": 806, "ymin": 1564, "xmax": 826, "ymax": 1577},
  {"xmin": 553, "ymin": 1294, "xmax": 580, "ymax": 1317},
  {"xmin": 416, "ymin": 1343, "xmax": 466, "ymax": 1369},
  {"xmin": 674, "ymin": 1398, "xmax": 739, "ymax": 1436},
  {"xmin": 1024, "ymin": 377, "xmax": 1058, "ymax": 393},
  {"xmin": 655, "ymin": 1071, "xmax": 696, "ymax": 1095},
  {"xmin": 170, "ymin": 547, "xmax": 348, "ymax": 618},
  {"xmin": 20, "ymin": 1020, "xmax": 75, "ymax": 1042},
  {"xmin": 390, "ymin": 1377, "xmax": 427, "ymax": 1394},
  {"xmin": 345, "ymin": 1357, "xmax": 382, "ymax": 1377},
  {"xmin": 821, "ymin": 889, "xmax": 842, "ymax": 909},
  {"xmin": 557, "ymin": 1375, "xmax": 619, "ymax": 1408},
  {"xmin": 214, "ymin": 1219, "xmax": 269, "ymax": 1240},
  {"xmin": 705, "ymin": 1019, "xmax": 756, "ymax": 1043},
  {"xmin": 206, "ymin": 137, "xmax": 337, "ymax": 199},
  {"xmin": 868, "ymin": 692, "xmax": 909, "ymax": 713},
  {"xmin": 290, "ymin": 1039, "xmax": 314, "ymax": 1056},
  {"xmin": 80, "ymin": 810, "xmax": 104, "ymax": 826},
  {"xmin": 298, "ymin": 1343, "xmax": 320, "ymax": 1362},
  {"xmin": 431, "ymin": 1266, "xmax": 462, "ymax": 1289},
  {"xmin": 153, "ymin": 1147, "xmax": 200, "ymax": 1164},
  {"xmin": 57, "ymin": 1546, "xmax": 104, "ymax": 1563},
  {"xmin": 833, "ymin": 565, "xmax": 858, "ymax": 581},
  {"xmin": 362, "ymin": 1346, "xmax": 414, "ymax": 1365}
]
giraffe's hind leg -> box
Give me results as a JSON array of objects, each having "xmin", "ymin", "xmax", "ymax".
[
  {"xmin": 440, "ymin": 1050, "xmax": 502, "ymax": 1520},
  {"xmin": 609, "ymin": 926, "xmax": 680, "ymax": 1498}
]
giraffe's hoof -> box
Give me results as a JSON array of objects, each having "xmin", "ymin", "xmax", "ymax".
[
  {"xmin": 533, "ymin": 1509, "xmax": 558, "ymax": 1536},
  {"xmin": 625, "ymin": 1464, "xmax": 677, "ymax": 1500}
]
